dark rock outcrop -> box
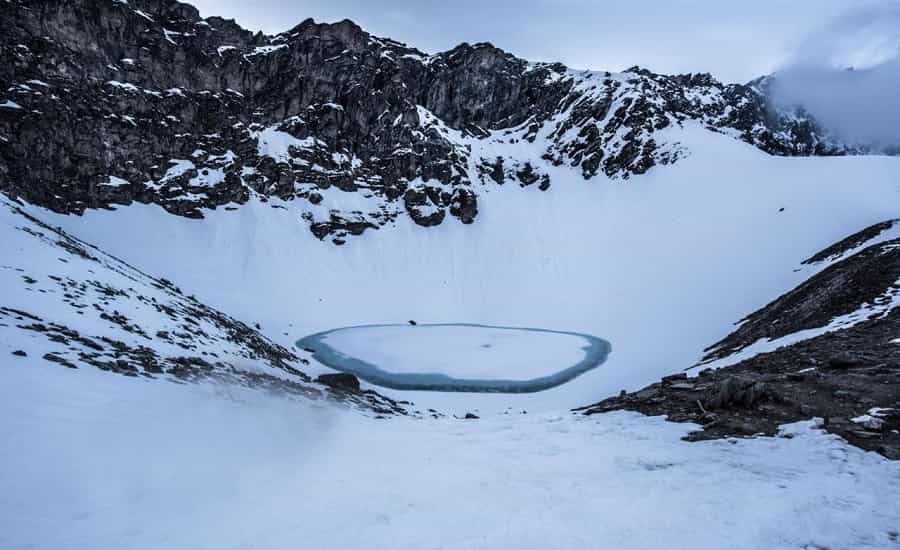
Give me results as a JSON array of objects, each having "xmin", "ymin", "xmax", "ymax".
[
  {"xmin": 0, "ymin": 0, "xmax": 874, "ymax": 243},
  {"xmin": 578, "ymin": 311, "xmax": 900, "ymax": 459},
  {"xmin": 316, "ymin": 372, "xmax": 361, "ymax": 391}
]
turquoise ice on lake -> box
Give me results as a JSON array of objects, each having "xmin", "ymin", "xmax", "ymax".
[{"xmin": 296, "ymin": 323, "xmax": 611, "ymax": 393}]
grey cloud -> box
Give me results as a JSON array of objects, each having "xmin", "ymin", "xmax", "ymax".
[{"xmin": 771, "ymin": 1, "xmax": 900, "ymax": 147}]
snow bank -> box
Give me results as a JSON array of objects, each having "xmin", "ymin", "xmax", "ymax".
[{"xmin": 253, "ymin": 126, "xmax": 318, "ymax": 164}]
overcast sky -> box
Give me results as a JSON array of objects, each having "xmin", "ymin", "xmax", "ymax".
[{"xmin": 188, "ymin": 0, "xmax": 893, "ymax": 82}]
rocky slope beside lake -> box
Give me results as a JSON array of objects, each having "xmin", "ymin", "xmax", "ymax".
[{"xmin": 578, "ymin": 221, "xmax": 900, "ymax": 458}]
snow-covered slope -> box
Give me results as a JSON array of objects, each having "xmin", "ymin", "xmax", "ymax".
[
  {"xmin": 0, "ymin": 198, "xmax": 406, "ymax": 414},
  {"xmin": 697, "ymin": 219, "xmax": 900, "ymax": 371},
  {"xmin": 578, "ymin": 220, "xmax": 900, "ymax": 458},
  {"xmin": 2, "ymin": 362, "xmax": 899, "ymax": 550},
  {"xmin": 37, "ymin": 127, "xmax": 900, "ymax": 413}
]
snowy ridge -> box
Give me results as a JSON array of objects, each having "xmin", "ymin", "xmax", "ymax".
[{"xmin": 693, "ymin": 278, "xmax": 900, "ymax": 372}]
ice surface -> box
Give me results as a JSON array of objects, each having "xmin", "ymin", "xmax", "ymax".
[{"xmin": 299, "ymin": 323, "xmax": 610, "ymax": 392}]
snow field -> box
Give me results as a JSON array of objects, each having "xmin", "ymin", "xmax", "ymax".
[{"xmin": 1, "ymin": 363, "xmax": 899, "ymax": 550}]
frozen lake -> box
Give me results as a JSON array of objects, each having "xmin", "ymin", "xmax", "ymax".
[{"xmin": 296, "ymin": 323, "xmax": 611, "ymax": 393}]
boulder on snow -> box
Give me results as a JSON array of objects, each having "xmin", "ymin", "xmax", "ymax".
[
  {"xmin": 661, "ymin": 373, "xmax": 688, "ymax": 385},
  {"xmin": 404, "ymin": 187, "xmax": 446, "ymax": 227},
  {"xmin": 449, "ymin": 187, "xmax": 478, "ymax": 224},
  {"xmin": 316, "ymin": 373, "xmax": 361, "ymax": 391},
  {"xmin": 706, "ymin": 377, "xmax": 772, "ymax": 409}
]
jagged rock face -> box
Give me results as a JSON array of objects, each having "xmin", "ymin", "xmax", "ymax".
[
  {"xmin": 421, "ymin": 44, "xmax": 569, "ymax": 133},
  {"xmin": 0, "ymin": 0, "xmax": 860, "ymax": 243}
]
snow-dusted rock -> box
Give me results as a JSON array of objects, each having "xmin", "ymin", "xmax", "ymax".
[{"xmin": 0, "ymin": 0, "xmax": 883, "ymax": 243}]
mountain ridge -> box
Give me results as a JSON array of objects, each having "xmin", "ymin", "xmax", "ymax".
[{"xmin": 0, "ymin": 0, "xmax": 869, "ymax": 243}]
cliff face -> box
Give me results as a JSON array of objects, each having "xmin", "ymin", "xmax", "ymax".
[{"xmin": 0, "ymin": 0, "xmax": 855, "ymax": 242}]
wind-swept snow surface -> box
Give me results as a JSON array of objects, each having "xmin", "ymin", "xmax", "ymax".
[
  {"xmin": 0, "ymin": 199, "xmax": 308, "ymax": 384},
  {"xmin": 1, "ymin": 364, "xmax": 899, "ymax": 550}
]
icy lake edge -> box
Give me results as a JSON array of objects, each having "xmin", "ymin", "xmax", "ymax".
[{"xmin": 296, "ymin": 323, "xmax": 612, "ymax": 393}]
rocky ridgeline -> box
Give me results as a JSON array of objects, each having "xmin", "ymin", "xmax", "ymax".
[{"xmin": 1, "ymin": 0, "xmax": 848, "ymax": 242}]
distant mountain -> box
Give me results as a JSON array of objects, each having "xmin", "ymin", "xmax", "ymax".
[{"xmin": 0, "ymin": 0, "xmax": 865, "ymax": 243}]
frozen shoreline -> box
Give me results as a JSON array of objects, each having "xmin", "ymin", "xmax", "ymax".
[{"xmin": 297, "ymin": 323, "xmax": 612, "ymax": 393}]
